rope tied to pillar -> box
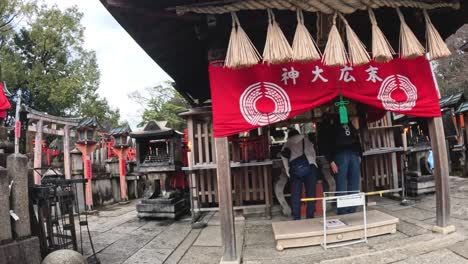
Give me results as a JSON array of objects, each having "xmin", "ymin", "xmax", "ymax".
[
  {"xmin": 397, "ymin": 7, "xmax": 425, "ymax": 59},
  {"xmin": 263, "ymin": 8, "xmax": 293, "ymax": 64},
  {"xmin": 224, "ymin": 12, "xmax": 262, "ymax": 68},
  {"xmin": 322, "ymin": 12, "xmax": 348, "ymax": 66},
  {"xmin": 292, "ymin": 9, "xmax": 321, "ymax": 62},
  {"xmin": 368, "ymin": 9, "xmax": 395, "ymax": 63},
  {"xmin": 338, "ymin": 13, "xmax": 370, "ymax": 65}
]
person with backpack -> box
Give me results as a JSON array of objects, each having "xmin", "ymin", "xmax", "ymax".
[
  {"xmin": 281, "ymin": 129, "xmax": 318, "ymax": 220},
  {"xmin": 321, "ymin": 115, "xmax": 363, "ymax": 215}
]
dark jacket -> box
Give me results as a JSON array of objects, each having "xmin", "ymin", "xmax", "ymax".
[{"xmin": 321, "ymin": 121, "xmax": 362, "ymax": 163}]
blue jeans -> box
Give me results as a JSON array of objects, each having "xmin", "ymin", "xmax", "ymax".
[
  {"xmin": 335, "ymin": 150, "xmax": 361, "ymax": 215},
  {"xmin": 291, "ymin": 164, "xmax": 318, "ymax": 220}
]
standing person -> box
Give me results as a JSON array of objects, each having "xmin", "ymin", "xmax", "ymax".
[
  {"xmin": 322, "ymin": 115, "xmax": 362, "ymax": 215},
  {"xmin": 281, "ymin": 129, "xmax": 318, "ymax": 220}
]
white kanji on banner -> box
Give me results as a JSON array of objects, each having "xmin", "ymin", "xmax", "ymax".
[
  {"xmin": 281, "ymin": 67, "xmax": 299, "ymax": 85},
  {"xmin": 378, "ymin": 74, "xmax": 417, "ymax": 111},
  {"xmin": 339, "ymin": 66, "xmax": 356, "ymax": 82},
  {"xmin": 239, "ymin": 82, "xmax": 291, "ymax": 126},
  {"xmin": 365, "ymin": 66, "xmax": 383, "ymax": 83},
  {"xmin": 311, "ymin": 66, "xmax": 328, "ymax": 83}
]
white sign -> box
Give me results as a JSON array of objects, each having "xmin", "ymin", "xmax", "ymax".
[
  {"xmin": 326, "ymin": 219, "xmax": 346, "ymax": 228},
  {"xmin": 10, "ymin": 210, "xmax": 19, "ymax": 221},
  {"xmin": 336, "ymin": 193, "xmax": 365, "ymax": 208}
]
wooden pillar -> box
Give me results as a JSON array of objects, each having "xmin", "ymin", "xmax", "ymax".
[
  {"xmin": 187, "ymin": 117, "xmax": 199, "ymax": 209},
  {"xmin": 33, "ymin": 120, "xmax": 43, "ymax": 184},
  {"xmin": 358, "ymin": 104, "xmax": 371, "ymax": 192},
  {"xmin": 215, "ymin": 137, "xmax": 236, "ymax": 262},
  {"xmin": 113, "ymin": 148, "xmax": 129, "ymax": 202},
  {"xmin": 463, "ymin": 114, "xmax": 468, "ymax": 176},
  {"xmin": 428, "ymin": 117, "xmax": 450, "ymax": 227},
  {"xmin": 63, "ymin": 125, "xmax": 71, "ymax": 179}
]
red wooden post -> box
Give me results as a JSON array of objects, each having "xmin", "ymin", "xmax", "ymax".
[
  {"xmin": 113, "ymin": 147, "xmax": 129, "ymax": 202},
  {"xmin": 76, "ymin": 143, "xmax": 98, "ymax": 210}
]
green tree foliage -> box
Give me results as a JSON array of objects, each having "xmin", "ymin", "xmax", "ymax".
[
  {"xmin": 129, "ymin": 82, "xmax": 189, "ymax": 131},
  {"xmin": 78, "ymin": 93, "xmax": 121, "ymax": 127},
  {"xmin": 436, "ymin": 25, "xmax": 468, "ymax": 97},
  {"xmin": 0, "ymin": 2, "xmax": 120, "ymax": 126}
]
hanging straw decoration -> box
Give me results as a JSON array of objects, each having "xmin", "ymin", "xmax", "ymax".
[
  {"xmin": 263, "ymin": 9, "xmax": 292, "ymax": 64},
  {"xmin": 292, "ymin": 9, "xmax": 321, "ymax": 62},
  {"xmin": 396, "ymin": 8, "xmax": 425, "ymax": 59},
  {"xmin": 322, "ymin": 12, "xmax": 348, "ymax": 66},
  {"xmin": 423, "ymin": 9, "xmax": 451, "ymax": 60},
  {"xmin": 368, "ymin": 9, "xmax": 395, "ymax": 63},
  {"xmin": 338, "ymin": 13, "xmax": 370, "ymax": 65},
  {"xmin": 224, "ymin": 12, "xmax": 261, "ymax": 68}
]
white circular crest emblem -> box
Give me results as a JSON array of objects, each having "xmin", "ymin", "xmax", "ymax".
[
  {"xmin": 239, "ymin": 82, "xmax": 291, "ymax": 126},
  {"xmin": 378, "ymin": 74, "xmax": 417, "ymax": 111}
]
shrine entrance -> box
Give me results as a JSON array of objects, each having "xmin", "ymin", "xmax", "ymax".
[{"xmin": 24, "ymin": 106, "xmax": 80, "ymax": 184}]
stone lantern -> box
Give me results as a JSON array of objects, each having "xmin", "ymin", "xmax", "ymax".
[
  {"xmin": 75, "ymin": 117, "xmax": 101, "ymax": 211},
  {"xmin": 109, "ymin": 125, "xmax": 132, "ymax": 204}
]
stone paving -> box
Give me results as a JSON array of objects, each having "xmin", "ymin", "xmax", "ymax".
[{"xmin": 79, "ymin": 176, "xmax": 468, "ymax": 264}]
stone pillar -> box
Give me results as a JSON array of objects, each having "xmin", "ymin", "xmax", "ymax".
[
  {"xmin": 8, "ymin": 154, "xmax": 31, "ymax": 238},
  {"xmin": 33, "ymin": 120, "xmax": 43, "ymax": 184},
  {"xmin": 63, "ymin": 125, "xmax": 71, "ymax": 179},
  {"xmin": 71, "ymin": 148, "xmax": 85, "ymax": 212},
  {"xmin": 0, "ymin": 166, "xmax": 11, "ymax": 241}
]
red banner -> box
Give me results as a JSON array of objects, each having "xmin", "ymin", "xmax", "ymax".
[
  {"xmin": 209, "ymin": 56, "xmax": 441, "ymax": 137},
  {"xmin": 15, "ymin": 121, "xmax": 21, "ymax": 139},
  {"xmin": 0, "ymin": 82, "xmax": 11, "ymax": 119}
]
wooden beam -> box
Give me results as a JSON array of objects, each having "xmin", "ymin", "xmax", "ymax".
[
  {"xmin": 33, "ymin": 120, "xmax": 43, "ymax": 184},
  {"xmin": 215, "ymin": 137, "xmax": 236, "ymax": 262},
  {"xmin": 428, "ymin": 117, "xmax": 450, "ymax": 227},
  {"xmin": 26, "ymin": 113, "xmax": 79, "ymax": 126},
  {"xmin": 28, "ymin": 125, "xmax": 76, "ymax": 137}
]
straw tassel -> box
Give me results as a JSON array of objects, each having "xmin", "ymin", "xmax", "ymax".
[
  {"xmin": 368, "ymin": 9, "xmax": 395, "ymax": 63},
  {"xmin": 263, "ymin": 9, "xmax": 292, "ymax": 64},
  {"xmin": 339, "ymin": 13, "xmax": 370, "ymax": 66},
  {"xmin": 292, "ymin": 9, "xmax": 321, "ymax": 62},
  {"xmin": 225, "ymin": 12, "xmax": 261, "ymax": 68},
  {"xmin": 322, "ymin": 13, "xmax": 348, "ymax": 66},
  {"xmin": 423, "ymin": 9, "xmax": 451, "ymax": 60},
  {"xmin": 396, "ymin": 8, "xmax": 425, "ymax": 59}
]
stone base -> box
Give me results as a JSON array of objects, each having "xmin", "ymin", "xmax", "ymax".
[
  {"xmin": 84, "ymin": 210, "xmax": 99, "ymax": 215},
  {"xmin": 432, "ymin": 225, "xmax": 456, "ymax": 235},
  {"xmin": 137, "ymin": 197, "xmax": 188, "ymax": 219},
  {"xmin": 220, "ymin": 256, "xmax": 241, "ymax": 264},
  {"xmin": 219, "ymin": 224, "xmax": 243, "ymax": 264},
  {"xmin": 406, "ymin": 175, "xmax": 435, "ymax": 196},
  {"xmin": 119, "ymin": 200, "xmax": 130, "ymax": 205},
  {"xmin": 0, "ymin": 237, "xmax": 41, "ymax": 264},
  {"xmin": 272, "ymin": 210, "xmax": 399, "ymax": 251}
]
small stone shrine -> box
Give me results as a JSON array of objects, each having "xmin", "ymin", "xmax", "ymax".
[{"xmin": 131, "ymin": 121, "xmax": 187, "ymax": 218}]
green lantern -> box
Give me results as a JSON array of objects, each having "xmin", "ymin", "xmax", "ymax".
[{"xmin": 335, "ymin": 95, "xmax": 350, "ymax": 125}]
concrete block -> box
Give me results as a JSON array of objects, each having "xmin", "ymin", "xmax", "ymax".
[
  {"xmin": 0, "ymin": 236, "xmax": 41, "ymax": 264},
  {"xmin": 73, "ymin": 177, "xmax": 86, "ymax": 213},
  {"xmin": 0, "ymin": 166, "xmax": 11, "ymax": 241},
  {"xmin": 392, "ymin": 249, "xmax": 468, "ymax": 264},
  {"xmin": 7, "ymin": 154, "xmax": 30, "ymax": 238},
  {"xmin": 449, "ymin": 240, "xmax": 468, "ymax": 259},
  {"xmin": 432, "ymin": 224, "xmax": 456, "ymax": 235}
]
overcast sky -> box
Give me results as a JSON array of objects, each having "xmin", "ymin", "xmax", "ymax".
[{"xmin": 44, "ymin": 0, "xmax": 172, "ymax": 128}]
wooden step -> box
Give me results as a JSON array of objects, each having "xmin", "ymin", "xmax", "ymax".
[{"xmin": 272, "ymin": 210, "xmax": 399, "ymax": 250}]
